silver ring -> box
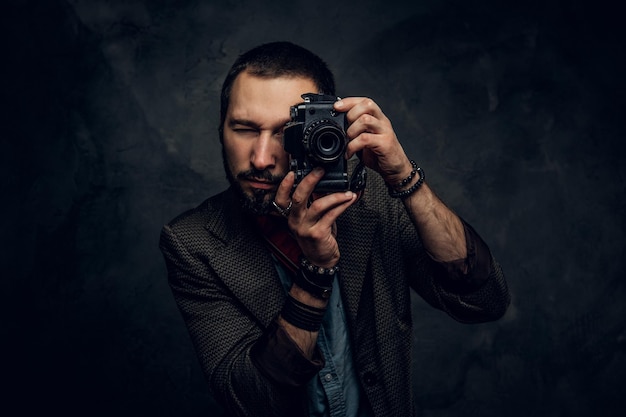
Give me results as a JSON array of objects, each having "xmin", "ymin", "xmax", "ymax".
[{"xmin": 272, "ymin": 200, "xmax": 292, "ymax": 217}]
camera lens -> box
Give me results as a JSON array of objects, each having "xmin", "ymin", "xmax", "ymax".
[{"xmin": 305, "ymin": 120, "xmax": 346, "ymax": 163}]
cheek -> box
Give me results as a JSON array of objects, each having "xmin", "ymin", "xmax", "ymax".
[{"xmin": 223, "ymin": 137, "xmax": 249, "ymax": 167}]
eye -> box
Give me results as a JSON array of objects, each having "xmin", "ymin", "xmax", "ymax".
[{"xmin": 232, "ymin": 127, "xmax": 259, "ymax": 136}]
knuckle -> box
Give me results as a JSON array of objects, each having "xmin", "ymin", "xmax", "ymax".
[
  {"xmin": 361, "ymin": 114, "xmax": 373, "ymax": 124},
  {"xmin": 358, "ymin": 132, "xmax": 372, "ymax": 144},
  {"xmin": 308, "ymin": 228, "xmax": 325, "ymax": 241}
]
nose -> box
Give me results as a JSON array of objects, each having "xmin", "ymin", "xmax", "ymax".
[{"xmin": 251, "ymin": 132, "xmax": 277, "ymax": 170}]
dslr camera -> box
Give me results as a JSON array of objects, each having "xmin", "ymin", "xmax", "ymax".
[{"xmin": 283, "ymin": 93, "xmax": 350, "ymax": 193}]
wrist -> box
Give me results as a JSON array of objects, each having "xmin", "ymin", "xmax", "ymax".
[
  {"xmin": 384, "ymin": 158, "xmax": 416, "ymax": 186},
  {"xmin": 387, "ymin": 160, "xmax": 425, "ymax": 199},
  {"xmin": 289, "ymin": 284, "xmax": 329, "ymax": 309},
  {"xmin": 291, "ymin": 255, "xmax": 337, "ymax": 301},
  {"xmin": 300, "ymin": 256, "xmax": 339, "ymax": 276},
  {"xmin": 280, "ymin": 294, "xmax": 327, "ymax": 332}
]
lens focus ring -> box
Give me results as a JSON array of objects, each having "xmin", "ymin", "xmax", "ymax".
[{"xmin": 303, "ymin": 119, "xmax": 346, "ymax": 163}]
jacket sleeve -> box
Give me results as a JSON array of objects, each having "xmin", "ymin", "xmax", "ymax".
[
  {"xmin": 395, "ymin": 199, "xmax": 510, "ymax": 324},
  {"xmin": 421, "ymin": 218, "xmax": 510, "ymax": 323},
  {"xmin": 159, "ymin": 223, "xmax": 311, "ymax": 417}
]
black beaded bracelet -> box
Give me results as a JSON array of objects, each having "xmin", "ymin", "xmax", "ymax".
[
  {"xmin": 388, "ymin": 166, "xmax": 425, "ymax": 199},
  {"xmin": 281, "ymin": 295, "xmax": 327, "ymax": 331},
  {"xmin": 394, "ymin": 159, "xmax": 418, "ymax": 189}
]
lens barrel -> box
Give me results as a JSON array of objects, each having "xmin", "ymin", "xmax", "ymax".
[{"xmin": 304, "ymin": 119, "xmax": 346, "ymax": 164}]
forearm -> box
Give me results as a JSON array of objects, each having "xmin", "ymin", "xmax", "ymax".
[
  {"xmin": 161, "ymin": 226, "xmax": 312, "ymax": 415},
  {"xmin": 277, "ymin": 283, "xmax": 328, "ymax": 358},
  {"xmin": 217, "ymin": 341, "xmax": 308, "ymax": 416},
  {"xmin": 397, "ymin": 201, "xmax": 511, "ymax": 322},
  {"xmin": 383, "ymin": 169, "xmax": 510, "ymax": 321},
  {"xmin": 170, "ymin": 279, "xmax": 318, "ymax": 416},
  {"xmin": 401, "ymin": 179, "xmax": 467, "ymax": 264},
  {"xmin": 250, "ymin": 275, "xmax": 333, "ymax": 389}
]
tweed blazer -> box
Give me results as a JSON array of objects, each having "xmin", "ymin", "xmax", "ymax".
[{"xmin": 159, "ymin": 170, "xmax": 509, "ymax": 417}]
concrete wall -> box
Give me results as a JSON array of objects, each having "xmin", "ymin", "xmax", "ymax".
[{"xmin": 4, "ymin": 0, "xmax": 625, "ymax": 415}]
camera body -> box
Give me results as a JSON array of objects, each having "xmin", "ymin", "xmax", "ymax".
[{"xmin": 283, "ymin": 93, "xmax": 349, "ymax": 193}]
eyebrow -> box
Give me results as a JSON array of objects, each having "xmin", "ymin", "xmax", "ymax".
[
  {"xmin": 228, "ymin": 118, "xmax": 261, "ymax": 129},
  {"xmin": 228, "ymin": 117, "xmax": 291, "ymax": 131}
]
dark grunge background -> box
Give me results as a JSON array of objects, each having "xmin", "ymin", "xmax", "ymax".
[{"xmin": 3, "ymin": 0, "xmax": 625, "ymax": 415}]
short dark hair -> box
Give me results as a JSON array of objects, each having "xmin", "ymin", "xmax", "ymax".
[{"xmin": 219, "ymin": 41, "xmax": 336, "ymax": 135}]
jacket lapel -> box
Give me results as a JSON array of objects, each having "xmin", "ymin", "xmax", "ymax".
[
  {"xmin": 336, "ymin": 197, "xmax": 380, "ymax": 329},
  {"xmin": 203, "ymin": 189, "xmax": 286, "ymax": 327}
]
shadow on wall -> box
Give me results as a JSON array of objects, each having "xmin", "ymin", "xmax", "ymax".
[{"xmin": 5, "ymin": 0, "xmax": 217, "ymax": 415}]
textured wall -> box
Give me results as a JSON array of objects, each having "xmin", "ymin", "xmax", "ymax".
[{"xmin": 4, "ymin": 0, "xmax": 625, "ymax": 415}]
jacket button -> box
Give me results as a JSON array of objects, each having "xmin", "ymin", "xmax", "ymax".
[{"xmin": 363, "ymin": 372, "xmax": 378, "ymax": 386}]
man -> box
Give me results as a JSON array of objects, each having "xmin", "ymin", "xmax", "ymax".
[{"xmin": 160, "ymin": 41, "xmax": 510, "ymax": 417}]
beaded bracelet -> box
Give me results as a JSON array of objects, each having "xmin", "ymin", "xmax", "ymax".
[
  {"xmin": 388, "ymin": 163, "xmax": 425, "ymax": 199},
  {"xmin": 394, "ymin": 159, "xmax": 418, "ymax": 189},
  {"xmin": 281, "ymin": 295, "xmax": 327, "ymax": 331},
  {"xmin": 299, "ymin": 256, "xmax": 340, "ymax": 276}
]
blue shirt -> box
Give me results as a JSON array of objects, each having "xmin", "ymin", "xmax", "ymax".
[{"xmin": 273, "ymin": 256, "xmax": 373, "ymax": 417}]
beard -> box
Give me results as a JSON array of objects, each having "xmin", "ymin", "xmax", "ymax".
[{"xmin": 223, "ymin": 148, "xmax": 286, "ymax": 215}]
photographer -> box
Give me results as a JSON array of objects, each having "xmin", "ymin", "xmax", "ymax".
[{"xmin": 160, "ymin": 41, "xmax": 510, "ymax": 417}]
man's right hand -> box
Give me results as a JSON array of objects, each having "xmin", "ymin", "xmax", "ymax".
[{"xmin": 273, "ymin": 168, "xmax": 357, "ymax": 269}]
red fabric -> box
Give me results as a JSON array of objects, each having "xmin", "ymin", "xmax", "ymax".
[{"xmin": 255, "ymin": 216, "xmax": 301, "ymax": 275}]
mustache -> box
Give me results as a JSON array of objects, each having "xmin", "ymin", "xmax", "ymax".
[{"xmin": 236, "ymin": 168, "xmax": 284, "ymax": 184}]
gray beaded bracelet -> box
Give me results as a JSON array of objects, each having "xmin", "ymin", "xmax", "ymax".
[
  {"xmin": 293, "ymin": 256, "xmax": 336, "ymax": 300},
  {"xmin": 299, "ymin": 256, "xmax": 340, "ymax": 276}
]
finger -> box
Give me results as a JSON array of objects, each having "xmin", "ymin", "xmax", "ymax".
[
  {"xmin": 292, "ymin": 191, "xmax": 357, "ymax": 253},
  {"xmin": 334, "ymin": 97, "xmax": 358, "ymax": 112},
  {"xmin": 290, "ymin": 167, "xmax": 324, "ymax": 207},
  {"xmin": 274, "ymin": 171, "xmax": 295, "ymax": 206},
  {"xmin": 307, "ymin": 190, "xmax": 358, "ymax": 228},
  {"xmin": 334, "ymin": 97, "xmax": 372, "ymax": 114},
  {"xmin": 345, "ymin": 127, "xmax": 390, "ymax": 160},
  {"xmin": 339, "ymin": 97, "xmax": 385, "ymax": 123},
  {"xmin": 346, "ymin": 99, "xmax": 388, "ymax": 139}
]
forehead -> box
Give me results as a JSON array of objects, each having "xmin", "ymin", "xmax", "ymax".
[{"xmin": 227, "ymin": 71, "xmax": 319, "ymax": 124}]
